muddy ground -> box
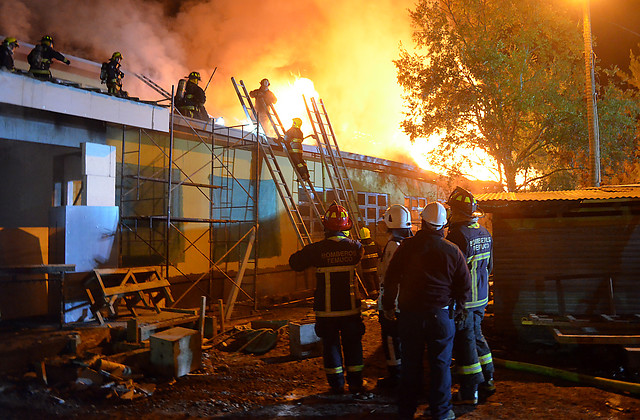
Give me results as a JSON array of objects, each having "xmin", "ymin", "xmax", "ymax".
[{"xmin": 1, "ymin": 302, "xmax": 639, "ymax": 419}]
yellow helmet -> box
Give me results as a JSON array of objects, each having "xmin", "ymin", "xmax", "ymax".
[
  {"xmin": 3, "ymin": 37, "xmax": 19, "ymax": 47},
  {"xmin": 292, "ymin": 118, "xmax": 303, "ymax": 128},
  {"xmin": 111, "ymin": 51, "xmax": 122, "ymax": 60},
  {"xmin": 359, "ymin": 226, "xmax": 371, "ymax": 239}
]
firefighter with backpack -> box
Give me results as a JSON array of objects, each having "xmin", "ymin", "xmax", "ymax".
[
  {"xmin": 28, "ymin": 35, "xmax": 70, "ymax": 80},
  {"xmin": 175, "ymin": 71, "xmax": 208, "ymax": 120},
  {"xmin": 100, "ymin": 52, "xmax": 128, "ymax": 98}
]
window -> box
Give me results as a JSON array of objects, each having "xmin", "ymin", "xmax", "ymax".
[{"xmin": 405, "ymin": 195, "xmax": 428, "ymax": 226}]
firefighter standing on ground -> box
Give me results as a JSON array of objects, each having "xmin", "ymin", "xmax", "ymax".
[
  {"xmin": 249, "ymin": 78, "xmax": 277, "ymax": 133},
  {"xmin": 177, "ymin": 71, "xmax": 208, "ymax": 120},
  {"xmin": 289, "ymin": 203, "xmax": 367, "ymax": 396},
  {"xmin": 376, "ymin": 204, "xmax": 413, "ymax": 389},
  {"xmin": 28, "ymin": 35, "xmax": 70, "ymax": 80},
  {"xmin": 383, "ymin": 202, "xmax": 471, "ymax": 420},
  {"xmin": 446, "ymin": 187, "xmax": 495, "ymax": 405},
  {"xmin": 0, "ymin": 37, "xmax": 19, "ymax": 71},
  {"xmin": 101, "ymin": 52, "xmax": 128, "ymax": 98},
  {"xmin": 357, "ymin": 227, "xmax": 380, "ymax": 299},
  {"xmin": 281, "ymin": 118, "xmax": 310, "ymax": 182}
]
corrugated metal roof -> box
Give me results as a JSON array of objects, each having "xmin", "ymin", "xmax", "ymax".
[{"xmin": 476, "ymin": 185, "xmax": 640, "ymax": 202}]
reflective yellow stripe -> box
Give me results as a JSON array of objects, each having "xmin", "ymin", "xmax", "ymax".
[
  {"xmin": 466, "ymin": 251, "xmax": 491, "ymax": 307},
  {"xmin": 362, "ymin": 253, "xmax": 379, "ymax": 259},
  {"xmin": 346, "ymin": 364, "xmax": 364, "ymax": 372},
  {"xmin": 457, "ymin": 362, "xmax": 482, "ymax": 375},
  {"xmin": 325, "ymin": 366, "xmax": 343, "ymax": 374},
  {"xmin": 479, "ymin": 353, "xmax": 493, "ymax": 365},
  {"xmin": 362, "ymin": 267, "xmax": 377, "ymax": 273}
]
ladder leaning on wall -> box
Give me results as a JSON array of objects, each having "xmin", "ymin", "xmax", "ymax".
[
  {"xmin": 231, "ymin": 77, "xmax": 326, "ymax": 247},
  {"xmin": 303, "ymin": 96, "xmax": 365, "ymax": 239}
]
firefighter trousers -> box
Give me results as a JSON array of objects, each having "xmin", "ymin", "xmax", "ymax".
[
  {"xmin": 315, "ymin": 315, "xmax": 365, "ymax": 392},
  {"xmin": 378, "ymin": 310, "xmax": 401, "ymax": 379},
  {"xmin": 453, "ymin": 307, "xmax": 494, "ymax": 395}
]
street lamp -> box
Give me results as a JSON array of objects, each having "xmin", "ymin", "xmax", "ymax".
[{"xmin": 582, "ymin": 0, "xmax": 601, "ymax": 187}]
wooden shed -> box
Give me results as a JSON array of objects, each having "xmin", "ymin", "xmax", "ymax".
[{"xmin": 476, "ymin": 186, "xmax": 640, "ymax": 341}]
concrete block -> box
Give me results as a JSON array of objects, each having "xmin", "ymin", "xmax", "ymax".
[
  {"xmin": 83, "ymin": 174, "xmax": 116, "ymax": 206},
  {"xmin": 150, "ymin": 327, "xmax": 201, "ymax": 377},
  {"xmin": 289, "ymin": 322, "xmax": 322, "ymax": 359},
  {"xmin": 82, "ymin": 143, "xmax": 116, "ymax": 177}
]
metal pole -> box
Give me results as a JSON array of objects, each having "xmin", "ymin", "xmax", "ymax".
[
  {"xmin": 167, "ymin": 86, "xmax": 175, "ymax": 279},
  {"xmin": 583, "ymin": 0, "xmax": 601, "ymax": 187}
]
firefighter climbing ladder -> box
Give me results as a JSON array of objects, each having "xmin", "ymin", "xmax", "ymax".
[
  {"xmin": 231, "ymin": 77, "xmax": 325, "ymax": 246},
  {"xmin": 304, "ymin": 96, "xmax": 365, "ymax": 237}
]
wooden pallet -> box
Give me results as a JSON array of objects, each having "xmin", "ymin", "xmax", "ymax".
[{"xmin": 85, "ymin": 267, "xmax": 174, "ymax": 324}]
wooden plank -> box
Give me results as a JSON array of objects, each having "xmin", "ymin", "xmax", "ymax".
[
  {"xmin": 101, "ymin": 279, "xmax": 170, "ymax": 296},
  {"xmin": 552, "ymin": 328, "xmax": 640, "ymax": 345}
]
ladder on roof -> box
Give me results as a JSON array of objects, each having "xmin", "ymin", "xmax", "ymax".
[
  {"xmin": 231, "ymin": 77, "xmax": 324, "ymax": 246},
  {"xmin": 304, "ymin": 96, "xmax": 365, "ymax": 238}
]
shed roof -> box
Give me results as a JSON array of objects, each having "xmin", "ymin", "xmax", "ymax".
[{"xmin": 476, "ymin": 185, "xmax": 640, "ymax": 203}]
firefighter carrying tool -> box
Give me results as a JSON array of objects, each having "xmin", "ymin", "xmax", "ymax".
[
  {"xmin": 28, "ymin": 35, "xmax": 71, "ymax": 80},
  {"xmin": 289, "ymin": 202, "xmax": 369, "ymax": 397},
  {"xmin": 175, "ymin": 71, "xmax": 209, "ymax": 120},
  {"xmin": 100, "ymin": 52, "xmax": 128, "ymax": 98}
]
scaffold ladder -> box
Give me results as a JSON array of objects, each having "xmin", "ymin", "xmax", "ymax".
[
  {"xmin": 231, "ymin": 77, "xmax": 316, "ymax": 246},
  {"xmin": 304, "ymin": 96, "xmax": 365, "ymax": 236}
]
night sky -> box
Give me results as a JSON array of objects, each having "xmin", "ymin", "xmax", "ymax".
[{"xmin": 590, "ymin": 0, "xmax": 640, "ymax": 71}]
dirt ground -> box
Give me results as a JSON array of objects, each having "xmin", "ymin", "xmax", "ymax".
[{"xmin": 1, "ymin": 302, "xmax": 640, "ymax": 419}]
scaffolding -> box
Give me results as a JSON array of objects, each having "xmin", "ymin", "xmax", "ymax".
[{"xmin": 118, "ymin": 93, "xmax": 260, "ymax": 317}]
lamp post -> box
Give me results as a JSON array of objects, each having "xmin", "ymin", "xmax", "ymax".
[{"xmin": 582, "ymin": 0, "xmax": 601, "ymax": 187}]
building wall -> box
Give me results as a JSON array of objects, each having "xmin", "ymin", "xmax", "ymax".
[{"xmin": 492, "ymin": 211, "xmax": 640, "ymax": 338}]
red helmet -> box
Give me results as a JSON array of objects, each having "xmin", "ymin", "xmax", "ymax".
[{"xmin": 322, "ymin": 202, "xmax": 352, "ymax": 231}]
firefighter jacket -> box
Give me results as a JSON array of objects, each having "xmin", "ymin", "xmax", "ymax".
[
  {"xmin": 359, "ymin": 237, "xmax": 380, "ymax": 275},
  {"xmin": 376, "ymin": 232, "xmax": 404, "ymax": 311},
  {"xmin": 283, "ymin": 126, "xmax": 304, "ymax": 159},
  {"xmin": 0, "ymin": 44, "xmax": 15, "ymax": 71},
  {"xmin": 184, "ymin": 81, "xmax": 206, "ymax": 107},
  {"xmin": 28, "ymin": 44, "xmax": 68, "ymax": 72},
  {"xmin": 289, "ymin": 232, "xmax": 364, "ymax": 317},
  {"xmin": 446, "ymin": 221, "xmax": 493, "ymax": 309},
  {"xmin": 249, "ymin": 86, "xmax": 277, "ymax": 110},
  {"xmin": 382, "ymin": 228, "xmax": 471, "ymax": 314},
  {"xmin": 104, "ymin": 59, "xmax": 124, "ymax": 84}
]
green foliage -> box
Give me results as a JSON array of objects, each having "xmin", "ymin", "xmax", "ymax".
[{"xmin": 396, "ymin": 0, "xmax": 639, "ymax": 191}]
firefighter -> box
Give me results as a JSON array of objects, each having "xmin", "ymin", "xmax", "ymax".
[
  {"xmin": 446, "ymin": 187, "xmax": 495, "ymax": 405},
  {"xmin": 0, "ymin": 37, "xmax": 19, "ymax": 72},
  {"xmin": 101, "ymin": 52, "xmax": 128, "ymax": 98},
  {"xmin": 383, "ymin": 202, "xmax": 471, "ymax": 420},
  {"xmin": 249, "ymin": 78, "xmax": 277, "ymax": 133},
  {"xmin": 289, "ymin": 202, "xmax": 367, "ymax": 396},
  {"xmin": 376, "ymin": 204, "xmax": 412, "ymax": 389},
  {"xmin": 358, "ymin": 226, "xmax": 380, "ymax": 300},
  {"xmin": 281, "ymin": 118, "xmax": 310, "ymax": 182},
  {"xmin": 177, "ymin": 71, "xmax": 208, "ymax": 120},
  {"xmin": 27, "ymin": 35, "xmax": 71, "ymax": 80}
]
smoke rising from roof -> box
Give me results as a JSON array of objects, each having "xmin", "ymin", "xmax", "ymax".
[{"xmin": 1, "ymin": 0, "xmax": 416, "ymax": 163}]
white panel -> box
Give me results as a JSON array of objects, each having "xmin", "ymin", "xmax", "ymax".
[{"xmin": 83, "ymin": 175, "xmax": 116, "ymax": 206}]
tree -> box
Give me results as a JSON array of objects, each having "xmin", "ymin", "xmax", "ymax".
[{"xmin": 396, "ymin": 0, "xmax": 639, "ymax": 191}]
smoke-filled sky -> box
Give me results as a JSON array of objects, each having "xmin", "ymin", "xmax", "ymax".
[
  {"xmin": 2, "ymin": 0, "xmax": 639, "ymax": 181},
  {"xmin": 0, "ymin": 0, "xmax": 419, "ymax": 167}
]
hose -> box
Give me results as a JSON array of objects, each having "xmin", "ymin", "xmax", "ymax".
[{"xmin": 494, "ymin": 358, "xmax": 640, "ymax": 396}]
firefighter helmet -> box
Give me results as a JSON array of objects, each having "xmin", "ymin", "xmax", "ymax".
[
  {"xmin": 3, "ymin": 37, "xmax": 19, "ymax": 47},
  {"xmin": 260, "ymin": 78, "xmax": 270, "ymax": 87},
  {"xmin": 41, "ymin": 35, "xmax": 54, "ymax": 47},
  {"xmin": 447, "ymin": 186, "xmax": 482, "ymax": 218},
  {"xmin": 188, "ymin": 71, "xmax": 201, "ymax": 82},
  {"xmin": 421, "ymin": 202, "xmax": 447, "ymax": 229},
  {"xmin": 359, "ymin": 226, "xmax": 371, "ymax": 240},
  {"xmin": 111, "ymin": 51, "xmax": 122, "ymax": 60},
  {"xmin": 383, "ymin": 204, "xmax": 411, "ymax": 229},
  {"xmin": 322, "ymin": 202, "xmax": 352, "ymax": 231},
  {"xmin": 292, "ymin": 118, "xmax": 303, "ymax": 128}
]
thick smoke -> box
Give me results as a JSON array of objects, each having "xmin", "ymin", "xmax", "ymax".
[{"xmin": 0, "ymin": 0, "xmax": 416, "ymax": 162}]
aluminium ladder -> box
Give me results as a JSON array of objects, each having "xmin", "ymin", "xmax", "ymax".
[
  {"xmin": 231, "ymin": 77, "xmax": 324, "ymax": 246},
  {"xmin": 303, "ymin": 96, "xmax": 365, "ymax": 238}
]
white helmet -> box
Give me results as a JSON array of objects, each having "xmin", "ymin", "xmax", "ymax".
[
  {"xmin": 420, "ymin": 202, "xmax": 447, "ymax": 229},
  {"xmin": 383, "ymin": 204, "xmax": 412, "ymax": 229}
]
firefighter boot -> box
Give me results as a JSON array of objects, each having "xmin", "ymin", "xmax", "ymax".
[
  {"xmin": 479, "ymin": 378, "xmax": 496, "ymax": 399},
  {"xmin": 452, "ymin": 387, "xmax": 478, "ymax": 405}
]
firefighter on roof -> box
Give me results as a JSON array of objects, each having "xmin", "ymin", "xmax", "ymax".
[
  {"xmin": 281, "ymin": 118, "xmax": 310, "ymax": 182},
  {"xmin": 376, "ymin": 204, "xmax": 412, "ymax": 389},
  {"xmin": 28, "ymin": 35, "xmax": 70, "ymax": 80},
  {"xmin": 383, "ymin": 201, "xmax": 471, "ymax": 420},
  {"xmin": 249, "ymin": 78, "xmax": 277, "ymax": 134},
  {"xmin": 446, "ymin": 186, "xmax": 495, "ymax": 405},
  {"xmin": 358, "ymin": 226, "xmax": 380, "ymax": 299},
  {"xmin": 289, "ymin": 202, "xmax": 368, "ymax": 397},
  {"xmin": 176, "ymin": 71, "xmax": 208, "ymax": 120},
  {"xmin": 101, "ymin": 52, "xmax": 128, "ymax": 98},
  {"xmin": 0, "ymin": 37, "xmax": 19, "ymax": 72}
]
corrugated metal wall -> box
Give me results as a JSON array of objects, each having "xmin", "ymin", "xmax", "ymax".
[{"xmin": 492, "ymin": 211, "xmax": 640, "ymax": 336}]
